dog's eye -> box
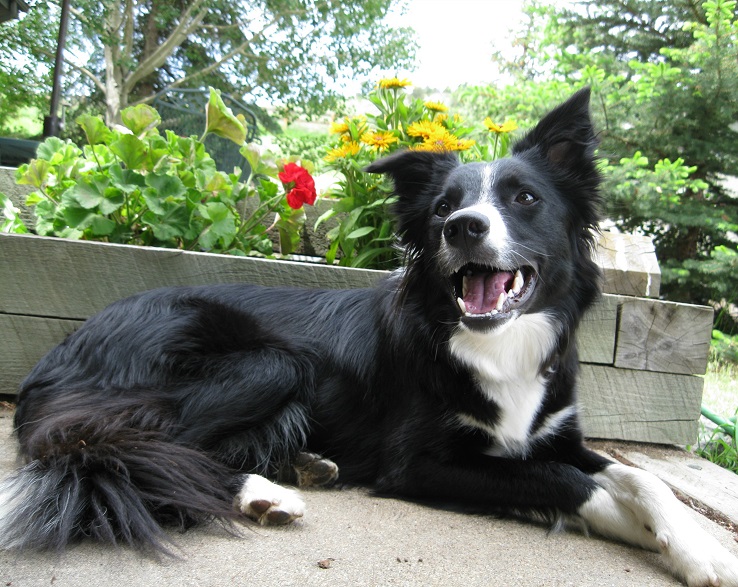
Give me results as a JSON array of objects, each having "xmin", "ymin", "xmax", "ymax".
[
  {"xmin": 515, "ymin": 192, "xmax": 538, "ymax": 206},
  {"xmin": 435, "ymin": 201, "xmax": 452, "ymax": 217}
]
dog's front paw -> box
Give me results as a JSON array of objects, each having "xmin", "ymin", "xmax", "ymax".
[
  {"xmin": 280, "ymin": 452, "xmax": 339, "ymax": 488},
  {"xmin": 235, "ymin": 474, "xmax": 305, "ymax": 526},
  {"xmin": 657, "ymin": 522, "xmax": 738, "ymax": 587}
]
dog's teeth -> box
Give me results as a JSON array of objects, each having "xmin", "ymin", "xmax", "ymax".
[
  {"xmin": 462, "ymin": 276, "xmax": 469, "ymax": 297},
  {"xmin": 496, "ymin": 293, "xmax": 506, "ymax": 312},
  {"xmin": 456, "ymin": 297, "xmax": 466, "ymax": 314},
  {"xmin": 512, "ymin": 270, "xmax": 524, "ymax": 295}
]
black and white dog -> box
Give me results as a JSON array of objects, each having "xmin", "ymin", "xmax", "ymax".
[{"xmin": 2, "ymin": 89, "xmax": 737, "ymax": 586}]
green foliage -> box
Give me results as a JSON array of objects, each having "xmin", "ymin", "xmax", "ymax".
[
  {"xmin": 695, "ymin": 428, "xmax": 738, "ymax": 474},
  {"xmin": 0, "ymin": 193, "xmax": 29, "ymax": 234},
  {"xmin": 319, "ymin": 78, "xmax": 517, "ymax": 268},
  {"xmin": 13, "ymin": 89, "xmax": 312, "ymax": 256},
  {"xmin": 712, "ymin": 330, "xmax": 738, "ymax": 364},
  {"xmin": 0, "ymin": 0, "xmax": 416, "ymax": 129},
  {"xmin": 697, "ymin": 349, "xmax": 738, "ymax": 472},
  {"xmin": 272, "ymin": 131, "xmax": 331, "ymax": 171}
]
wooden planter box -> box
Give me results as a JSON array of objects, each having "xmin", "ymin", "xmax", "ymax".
[{"xmin": 0, "ymin": 230, "xmax": 713, "ymax": 446}]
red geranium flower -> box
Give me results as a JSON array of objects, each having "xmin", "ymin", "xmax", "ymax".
[{"xmin": 278, "ymin": 163, "xmax": 317, "ymax": 209}]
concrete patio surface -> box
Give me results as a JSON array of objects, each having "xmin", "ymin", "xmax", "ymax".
[{"xmin": 1, "ymin": 406, "xmax": 737, "ymax": 587}]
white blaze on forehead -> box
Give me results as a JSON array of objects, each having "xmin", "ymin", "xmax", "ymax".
[{"xmin": 480, "ymin": 164, "xmax": 496, "ymax": 200}]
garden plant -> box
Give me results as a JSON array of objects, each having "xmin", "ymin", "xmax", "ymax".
[
  {"xmin": 1, "ymin": 88, "xmax": 316, "ymax": 257},
  {"xmin": 319, "ymin": 77, "xmax": 517, "ymax": 268}
]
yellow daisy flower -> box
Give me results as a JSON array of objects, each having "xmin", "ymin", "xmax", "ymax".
[
  {"xmin": 406, "ymin": 120, "xmax": 445, "ymax": 139},
  {"xmin": 324, "ymin": 141, "xmax": 361, "ymax": 163},
  {"xmin": 329, "ymin": 120, "xmax": 350, "ymax": 135},
  {"xmin": 434, "ymin": 113, "xmax": 449, "ymax": 124},
  {"xmin": 484, "ymin": 118, "xmax": 518, "ymax": 134},
  {"xmin": 453, "ymin": 138, "xmax": 476, "ymax": 151},
  {"xmin": 378, "ymin": 77, "xmax": 412, "ymax": 89},
  {"xmin": 412, "ymin": 129, "xmax": 459, "ymax": 152},
  {"xmin": 424, "ymin": 101, "xmax": 449, "ymax": 113},
  {"xmin": 360, "ymin": 131, "xmax": 399, "ymax": 152}
]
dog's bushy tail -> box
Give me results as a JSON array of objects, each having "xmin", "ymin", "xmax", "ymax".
[{"xmin": 0, "ymin": 393, "xmax": 240, "ymax": 554}]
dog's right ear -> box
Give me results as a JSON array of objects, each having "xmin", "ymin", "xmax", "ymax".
[{"xmin": 366, "ymin": 150, "xmax": 459, "ymax": 248}]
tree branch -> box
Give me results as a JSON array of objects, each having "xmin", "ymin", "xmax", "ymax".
[
  {"xmin": 124, "ymin": 0, "xmax": 210, "ymax": 91},
  {"xmin": 36, "ymin": 47, "xmax": 106, "ymax": 94}
]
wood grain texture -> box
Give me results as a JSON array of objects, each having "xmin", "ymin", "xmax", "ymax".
[
  {"xmin": 578, "ymin": 295, "xmax": 618, "ymax": 365},
  {"xmin": 595, "ymin": 231, "xmax": 661, "ymax": 298},
  {"xmin": 614, "ymin": 297, "xmax": 713, "ymax": 375},
  {"xmin": 578, "ymin": 364, "xmax": 702, "ymax": 445},
  {"xmin": 0, "ymin": 314, "xmax": 82, "ymax": 395},
  {"xmin": 0, "ymin": 233, "xmax": 385, "ymax": 319}
]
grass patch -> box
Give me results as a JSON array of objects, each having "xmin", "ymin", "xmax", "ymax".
[
  {"xmin": 696, "ymin": 357, "xmax": 738, "ymax": 474},
  {"xmin": 3, "ymin": 106, "xmax": 43, "ymax": 138}
]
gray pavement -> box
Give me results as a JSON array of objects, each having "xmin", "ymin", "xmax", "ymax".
[{"xmin": 1, "ymin": 407, "xmax": 736, "ymax": 587}]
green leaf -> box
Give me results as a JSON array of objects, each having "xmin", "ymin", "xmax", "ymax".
[
  {"xmin": 110, "ymin": 135, "xmax": 148, "ymax": 169},
  {"xmin": 36, "ymin": 137, "xmax": 76, "ymax": 161},
  {"xmin": 314, "ymin": 208, "xmax": 337, "ymax": 230},
  {"xmin": 0, "ymin": 193, "xmax": 29, "ymax": 234},
  {"xmin": 205, "ymin": 87, "xmax": 247, "ymax": 145},
  {"xmin": 145, "ymin": 173, "xmax": 187, "ymax": 200},
  {"xmin": 67, "ymin": 177, "xmax": 109, "ymax": 209},
  {"xmin": 346, "ymin": 226, "xmax": 375, "ymax": 239},
  {"xmin": 109, "ymin": 164, "xmax": 146, "ymax": 193},
  {"xmin": 99, "ymin": 188, "xmax": 125, "ymax": 215},
  {"xmin": 141, "ymin": 206, "xmax": 191, "ymax": 241},
  {"xmin": 198, "ymin": 201, "xmax": 237, "ymax": 250},
  {"xmin": 16, "ymin": 159, "xmax": 50, "ymax": 188},
  {"xmin": 120, "ymin": 104, "xmax": 161, "ymax": 137},
  {"xmin": 62, "ymin": 205, "xmax": 93, "ymax": 228},
  {"xmin": 76, "ymin": 114, "xmax": 113, "ymax": 145},
  {"xmin": 89, "ymin": 215, "xmax": 117, "ymax": 236}
]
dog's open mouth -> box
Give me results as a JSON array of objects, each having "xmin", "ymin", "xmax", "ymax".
[{"xmin": 451, "ymin": 264, "xmax": 537, "ymax": 325}]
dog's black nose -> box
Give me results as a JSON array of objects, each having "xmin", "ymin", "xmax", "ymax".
[{"xmin": 443, "ymin": 211, "xmax": 490, "ymax": 247}]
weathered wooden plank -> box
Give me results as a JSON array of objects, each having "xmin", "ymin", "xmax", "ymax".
[
  {"xmin": 0, "ymin": 314, "xmax": 83, "ymax": 395},
  {"xmin": 577, "ymin": 295, "xmax": 618, "ymax": 364},
  {"xmin": 578, "ymin": 364, "xmax": 702, "ymax": 445},
  {"xmin": 0, "ymin": 233, "xmax": 385, "ymax": 320},
  {"xmin": 595, "ymin": 231, "xmax": 661, "ymax": 298},
  {"xmin": 615, "ymin": 297, "xmax": 713, "ymax": 375},
  {"xmin": 610, "ymin": 445, "xmax": 738, "ymax": 526}
]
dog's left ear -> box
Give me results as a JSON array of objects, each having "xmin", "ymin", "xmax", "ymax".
[
  {"xmin": 366, "ymin": 150, "xmax": 460, "ymax": 248},
  {"xmin": 512, "ymin": 87, "xmax": 598, "ymax": 174}
]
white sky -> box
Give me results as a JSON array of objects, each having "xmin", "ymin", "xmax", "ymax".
[{"xmin": 387, "ymin": 0, "xmax": 528, "ymax": 89}]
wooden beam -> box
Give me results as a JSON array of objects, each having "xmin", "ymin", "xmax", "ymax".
[
  {"xmin": 578, "ymin": 364, "xmax": 702, "ymax": 445},
  {"xmin": 578, "ymin": 295, "xmax": 618, "ymax": 365},
  {"xmin": 615, "ymin": 297, "xmax": 713, "ymax": 375},
  {"xmin": 0, "ymin": 233, "xmax": 384, "ymax": 320},
  {"xmin": 595, "ymin": 231, "xmax": 661, "ymax": 298},
  {"xmin": 0, "ymin": 314, "xmax": 82, "ymax": 395}
]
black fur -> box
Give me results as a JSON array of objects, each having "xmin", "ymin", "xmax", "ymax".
[{"xmin": 1, "ymin": 88, "xmax": 614, "ymax": 553}]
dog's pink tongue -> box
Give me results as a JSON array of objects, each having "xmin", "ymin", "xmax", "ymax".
[{"xmin": 464, "ymin": 272, "xmax": 514, "ymax": 314}]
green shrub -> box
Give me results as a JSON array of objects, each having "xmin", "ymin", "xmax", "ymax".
[{"xmin": 10, "ymin": 88, "xmax": 315, "ymax": 257}]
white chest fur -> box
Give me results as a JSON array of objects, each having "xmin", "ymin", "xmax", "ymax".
[{"xmin": 449, "ymin": 313, "xmax": 560, "ymax": 457}]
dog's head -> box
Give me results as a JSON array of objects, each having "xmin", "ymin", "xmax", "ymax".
[{"xmin": 367, "ymin": 88, "xmax": 602, "ymax": 333}]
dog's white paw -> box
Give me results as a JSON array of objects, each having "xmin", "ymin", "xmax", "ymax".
[
  {"xmin": 658, "ymin": 524, "xmax": 738, "ymax": 587},
  {"xmin": 235, "ymin": 474, "xmax": 305, "ymax": 526},
  {"xmin": 584, "ymin": 464, "xmax": 738, "ymax": 587}
]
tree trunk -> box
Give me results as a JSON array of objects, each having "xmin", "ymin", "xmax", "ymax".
[{"xmin": 103, "ymin": 0, "xmax": 125, "ymax": 125}]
